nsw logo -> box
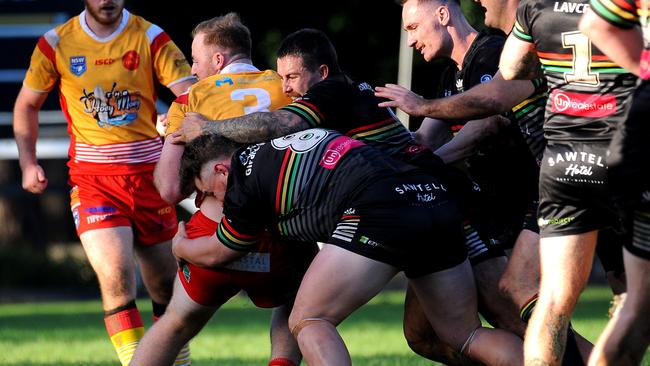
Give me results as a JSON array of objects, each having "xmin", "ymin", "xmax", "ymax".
[{"xmin": 70, "ymin": 56, "xmax": 87, "ymax": 76}]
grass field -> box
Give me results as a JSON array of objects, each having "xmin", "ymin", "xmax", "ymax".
[{"xmin": 0, "ymin": 286, "xmax": 647, "ymax": 365}]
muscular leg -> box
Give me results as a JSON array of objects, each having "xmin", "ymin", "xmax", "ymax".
[
  {"xmin": 135, "ymin": 240, "xmax": 177, "ymax": 306},
  {"xmin": 524, "ymin": 231, "xmax": 598, "ymax": 365},
  {"xmin": 402, "ymin": 284, "xmax": 476, "ymax": 365},
  {"xmin": 288, "ymin": 244, "xmax": 398, "ymax": 366},
  {"xmin": 472, "ymin": 255, "xmax": 527, "ymax": 337},
  {"xmin": 81, "ymin": 226, "xmax": 137, "ymax": 310},
  {"xmin": 499, "ymin": 229, "xmax": 541, "ymax": 308},
  {"xmin": 130, "ymin": 276, "xmax": 219, "ymax": 366},
  {"xmin": 409, "ymin": 259, "xmax": 523, "ymax": 366},
  {"xmin": 402, "ymin": 255, "xmax": 524, "ymax": 364},
  {"xmin": 589, "ymin": 248, "xmax": 650, "ymax": 366},
  {"xmin": 269, "ymin": 301, "xmax": 302, "ymax": 365}
]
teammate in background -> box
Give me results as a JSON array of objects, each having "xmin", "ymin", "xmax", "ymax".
[
  {"xmin": 500, "ymin": 0, "xmax": 637, "ymax": 364},
  {"xmin": 394, "ymin": 0, "xmax": 544, "ymax": 363},
  {"xmin": 157, "ymin": 129, "xmax": 524, "ymax": 366},
  {"xmin": 580, "ymin": 4, "xmax": 650, "ymax": 365},
  {"xmin": 139, "ymin": 13, "xmax": 307, "ymax": 366},
  {"xmin": 12, "ymin": 1, "xmax": 195, "ymax": 365},
  {"xmin": 377, "ymin": 1, "xmax": 609, "ymax": 363}
]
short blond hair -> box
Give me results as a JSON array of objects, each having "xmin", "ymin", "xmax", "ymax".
[{"xmin": 192, "ymin": 12, "xmax": 251, "ymax": 56}]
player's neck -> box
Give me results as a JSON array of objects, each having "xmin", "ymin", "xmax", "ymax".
[
  {"xmin": 84, "ymin": 12, "xmax": 123, "ymax": 38},
  {"xmin": 450, "ymin": 28, "xmax": 477, "ymax": 67}
]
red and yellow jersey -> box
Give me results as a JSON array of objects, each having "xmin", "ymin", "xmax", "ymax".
[
  {"xmin": 23, "ymin": 9, "xmax": 194, "ymax": 175},
  {"xmin": 165, "ymin": 65, "xmax": 291, "ymax": 136}
]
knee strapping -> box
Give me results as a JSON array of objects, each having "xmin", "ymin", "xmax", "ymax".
[
  {"xmin": 290, "ymin": 317, "xmax": 329, "ymax": 338},
  {"xmin": 460, "ymin": 326, "xmax": 481, "ymax": 358}
]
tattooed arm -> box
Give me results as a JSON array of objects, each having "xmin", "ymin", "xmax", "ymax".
[
  {"xmin": 376, "ymin": 72, "xmax": 535, "ymax": 120},
  {"xmin": 170, "ymin": 110, "xmax": 312, "ymax": 144},
  {"xmin": 499, "ymin": 34, "xmax": 541, "ymax": 81}
]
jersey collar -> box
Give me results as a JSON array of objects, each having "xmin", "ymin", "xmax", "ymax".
[
  {"xmin": 221, "ymin": 63, "xmax": 259, "ymax": 74},
  {"xmin": 79, "ymin": 9, "xmax": 130, "ymax": 43}
]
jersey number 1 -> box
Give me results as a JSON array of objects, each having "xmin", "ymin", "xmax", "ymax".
[{"xmin": 561, "ymin": 31, "xmax": 599, "ymax": 86}]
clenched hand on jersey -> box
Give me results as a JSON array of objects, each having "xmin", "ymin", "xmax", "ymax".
[{"xmin": 170, "ymin": 112, "xmax": 209, "ymax": 144}]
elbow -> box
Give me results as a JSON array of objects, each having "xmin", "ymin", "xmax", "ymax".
[{"xmin": 155, "ymin": 178, "xmax": 182, "ymax": 205}]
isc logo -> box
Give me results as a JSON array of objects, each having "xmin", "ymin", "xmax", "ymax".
[{"xmin": 95, "ymin": 58, "xmax": 114, "ymax": 65}]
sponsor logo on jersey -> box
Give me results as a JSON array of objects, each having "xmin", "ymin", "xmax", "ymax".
[
  {"xmin": 319, "ymin": 136, "xmax": 364, "ymax": 170},
  {"xmin": 547, "ymin": 150, "xmax": 605, "ymax": 167},
  {"xmin": 157, "ymin": 206, "xmax": 173, "ymax": 215},
  {"xmin": 239, "ymin": 143, "xmax": 263, "ymax": 176},
  {"xmin": 215, "ymin": 77, "xmax": 234, "ymax": 87},
  {"xmin": 553, "ymin": 2, "xmax": 590, "ymax": 13},
  {"xmin": 358, "ymin": 82, "xmax": 373, "ymax": 92},
  {"xmin": 81, "ymin": 83, "xmax": 141, "ymax": 127},
  {"xmin": 70, "ymin": 56, "xmax": 87, "ymax": 76},
  {"xmin": 84, "ymin": 206, "xmax": 117, "ymax": 214},
  {"xmin": 480, "ymin": 74, "xmax": 493, "ymax": 83},
  {"xmin": 95, "ymin": 58, "xmax": 114, "ymax": 66},
  {"xmin": 551, "ymin": 90, "xmax": 616, "ymax": 118},
  {"xmin": 223, "ymin": 252, "xmax": 271, "ymax": 272},
  {"xmin": 122, "ymin": 50, "xmax": 140, "ymax": 71}
]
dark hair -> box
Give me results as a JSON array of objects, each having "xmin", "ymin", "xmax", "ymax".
[
  {"xmin": 179, "ymin": 134, "xmax": 244, "ymax": 197},
  {"xmin": 277, "ymin": 28, "xmax": 341, "ymax": 74},
  {"xmin": 192, "ymin": 12, "xmax": 252, "ymax": 57}
]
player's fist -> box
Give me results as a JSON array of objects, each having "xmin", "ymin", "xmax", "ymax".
[
  {"xmin": 170, "ymin": 112, "xmax": 208, "ymax": 144},
  {"xmin": 21, "ymin": 163, "xmax": 48, "ymax": 194}
]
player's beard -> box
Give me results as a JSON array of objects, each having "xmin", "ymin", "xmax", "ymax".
[{"xmin": 84, "ymin": 0, "xmax": 124, "ymax": 26}]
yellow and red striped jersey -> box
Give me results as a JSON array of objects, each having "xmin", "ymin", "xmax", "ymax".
[
  {"xmin": 165, "ymin": 64, "xmax": 291, "ymax": 136},
  {"xmin": 23, "ymin": 9, "xmax": 194, "ymax": 175}
]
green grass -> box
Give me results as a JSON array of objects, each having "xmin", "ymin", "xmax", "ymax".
[{"xmin": 0, "ymin": 286, "xmax": 647, "ymax": 365}]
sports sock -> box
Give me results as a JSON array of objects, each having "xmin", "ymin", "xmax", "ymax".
[
  {"xmin": 519, "ymin": 294, "xmax": 584, "ymax": 366},
  {"xmin": 152, "ymin": 301, "xmax": 191, "ymax": 366},
  {"xmin": 268, "ymin": 357, "xmax": 298, "ymax": 366},
  {"xmin": 104, "ymin": 301, "xmax": 144, "ymax": 366}
]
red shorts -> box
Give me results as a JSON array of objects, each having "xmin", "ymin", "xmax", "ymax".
[
  {"xmin": 179, "ymin": 211, "xmax": 317, "ymax": 308},
  {"xmin": 69, "ymin": 172, "xmax": 178, "ymax": 245}
]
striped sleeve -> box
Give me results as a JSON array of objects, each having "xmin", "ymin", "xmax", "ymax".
[
  {"xmin": 23, "ymin": 29, "xmax": 60, "ymax": 92},
  {"xmin": 589, "ymin": 0, "xmax": 639, "ymax": 28},
  {"xmin": 147, "ymin": 23, "xmax": 194, "ymax": 88},
  {"xmin": 280, "ymin": 100, "xmax": 325, "ymax": 128},
  {"xmin": 512, "ymin": 0, "xmax": 534, "ymax": 42},
  {"xmin": 216, "ymin": 217, "xmax": 263, "ymax": 251}
]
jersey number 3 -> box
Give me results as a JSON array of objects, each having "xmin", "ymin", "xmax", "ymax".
[
  {"xmin": 231, "ymin": 88, "xmax": 272, "ymax": 114},
  {"xmin": 561, "ymin": 31, "xmax": 599, "ymax": 86}
]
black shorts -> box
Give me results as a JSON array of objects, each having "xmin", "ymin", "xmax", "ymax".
[
  {"xmin": 609, "ymin": 80, "xmax": 650, "ymax": 259},
  {"xmin": 327, "ymin": 173, "xmax": 467, "ymax": 278},
  {"xmin": 538, "ymin": 141, "xmax": 621, "ymax": 237}
]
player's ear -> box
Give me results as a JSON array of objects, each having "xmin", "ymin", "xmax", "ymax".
[
  {"xmin": 437, "ymin": 5, "xmax": 450, "ymax": 26},
  {"xmin": 318, "ymin": 64, "xmax": 329, "ymax": 80},
  {"xmin": 214, "ymin": 163, "xmax": 229, "ymax": 176},
  {"xmin": 212, "ymin": 52, "xmax": 225, "ymax": 71}
]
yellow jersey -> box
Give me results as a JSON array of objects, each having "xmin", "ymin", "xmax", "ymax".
[
  {"xmin": 166, "ymin": 64, "xmax": 291, "ymax": 136},
  {"xmin": 23, "ymin": 9, "xmax": 194, "ymax": 175}
]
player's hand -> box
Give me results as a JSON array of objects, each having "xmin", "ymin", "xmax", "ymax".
[
  {"xmin": 172, "ymin": 221, "xmax": 188, "ymax": 261},
  {"xmin": 156, "ymin": 113, "xmax": 168, "ymax": 136},
  {"xmin": 21, "ymin": 163, "xmax": 48, "ymax": 194},
  {"xmin": 375, "ymin": 84, "xmax": 426, "ymax": 116},
  {"xmin": 170, "ymin": 112, "xmax": 208, "ymax": 144}
]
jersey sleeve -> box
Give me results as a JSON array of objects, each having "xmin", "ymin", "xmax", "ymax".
[
  {"xmin": 513, "ymin": 0, "xmax": 535, "ymax": 43},
  {"xmin": 23, "ymin": 33, "xmax": 60, "ymax": 92},
  {"xmin": 589, "ymin": 0, "xmax": 639, "ymax": 28},
  {"xmin": 165, "ymin": 92, "xmax": 190, "ymax": 136},
  {"xmin": 148, "ymin": 25, "xmax": 194, "ymax": 88},
  {"xmin": 216, "ymin": 167, "xmax": 265, "ymax": 251},
  {"xmin": 279, "ymin": 80, "xmax": 339, "ymax": 128}
]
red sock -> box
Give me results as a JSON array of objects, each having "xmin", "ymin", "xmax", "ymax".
[{"xmin": 268, "ymin": 357, "xmax": 298, "ymax": 366}]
